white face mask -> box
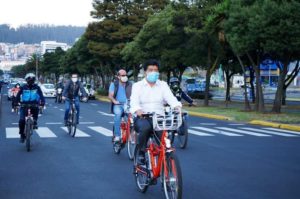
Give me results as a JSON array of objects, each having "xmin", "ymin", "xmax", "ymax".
[
  {"xmin": 72, "ymin": 77, "xmax": 78, "ymax": 83},
  {"xmin": 120, "ymin": 76, "xmax": 128, "ymax": 82}
]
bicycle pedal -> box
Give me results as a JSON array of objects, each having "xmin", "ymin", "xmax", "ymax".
[{"xmin": 33, "ymin": 126, "xmax": 38, "ymax": 130}]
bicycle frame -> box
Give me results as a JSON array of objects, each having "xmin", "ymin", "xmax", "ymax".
[
  {"xmin": 147, "ymin": 130, "xmax": 175, "ymax": 179},
  {"xmin": 120, "ymin": 113, "xmax": 133, "ymax": 143}
]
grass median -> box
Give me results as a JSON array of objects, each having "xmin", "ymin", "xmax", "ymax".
[{"xmin": 184, "ymin": 101, "xmax": 300, "ymax": 125}]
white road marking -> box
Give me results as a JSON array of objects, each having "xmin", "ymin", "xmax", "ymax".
[
  {"xmin": 241, "ymin": 127, "xmax": 298, "ymax": 137},
  {"xmin": 6, "ymin": 128, "xmax": 20, "ymax": 138},
  {"xmin": 191, "ymin": 127, "xmax": 243, "ymax": 136},
  {"xmin": 79, "ymin": 122, "xmax": 95, "ymax": 124},
  {"xmin": 98, "ymin": 111, "xmax": 114, "ymax": 117},
  {"xmin": 90, "ymin": 103, "xmax": 97, "ymax": 106},
  {"xmin": 46, "ymin": 122, "xmax": 63, "ymax": 125},
  {"xmin": 61, "ymin": 127, "xmax": 90, "ymax": 137},
  {"xmin": 228, "ymin": 124, "xmax": 245, "ymax": 126},
  {"xmin": 199, "ymin": 123, "xmax": 216, "ymax": 125},
  {"xmin": 264, "ymin": 128, "xmax": 300, "ymax": 135},
  {"xmin": 59, "ymin": 109, "xmax": 64, "ymax": 111},
  {"xmin": 54, "ymin": 106, "xmax": 58, "ymax": 108},
  {"xmin": 109, "ymin": 122, "xmax": 114, "ymax": 124},
  {"xmin": 88, "ymin": 126, "xmax": 112, "ymax": 137},
  {"xmin": 216, "ymin": 127, "xmax": 271, "ymax": 137},
  {"xmin": 11, "ymin": 123, "xmax": 18, "ymax": 125},
  {"xmin": 35, "ymin": 127, "xmax": 57, "ymax": 138},
  {"xmin": 188, "ymin": 129, "xmax": 214, "ymax": 136}
]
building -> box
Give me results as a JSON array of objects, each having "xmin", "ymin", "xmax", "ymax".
[
  {"xmin": 40, "ymin": 41, "xmax": 70, "ymax": 55},
  {"xmin": 0, "ymin": 60, "xmax": 26, "ymax": 71}
]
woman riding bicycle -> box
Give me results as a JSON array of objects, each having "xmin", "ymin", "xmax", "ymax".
[{"xmin": 11, "ymin": 83, "xmax": 21, "ymax": 112}]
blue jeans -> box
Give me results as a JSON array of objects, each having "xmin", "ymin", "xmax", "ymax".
[
  {"xmin": 64, "ymin": 97, "xmax": 80, "ymax": 122},
  {"xmin": 113, "ymin": 104, "xmax": 125, "ymax": 137}
]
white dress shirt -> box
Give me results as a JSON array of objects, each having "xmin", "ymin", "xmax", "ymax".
[{"xmin": 130, "ymin": 78, "xmax": 182, "ymax": 115}]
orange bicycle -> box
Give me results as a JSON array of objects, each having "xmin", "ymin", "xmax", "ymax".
[
  {"xmin": 133, "ymin": 109, "xmax": 183, "ymax": 199},
  {"xmin": 112, "ymin": 101, "xmax": 136, "ymax": 160}
]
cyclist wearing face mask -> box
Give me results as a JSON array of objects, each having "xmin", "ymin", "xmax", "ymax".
[
  {"xmin": 108, "ymin": 69, "xmax": 132, "ymax": 142},
  {"xmin": 169, "ymin": 77, "xmax": 196, "ymax": 106},
  {"xmin": 62, "ymin": 73, "xmax": 88, "ymax": 126},
  {"xmin": 130, "ymin": 59, "xmax": 182, "ymax": 164},
  {"xmin": 16, "ymin": 73, "xmax": 45, "ymax": 143}
]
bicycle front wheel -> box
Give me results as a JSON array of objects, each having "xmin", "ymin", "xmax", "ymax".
[
  {"xmin": 162, "ymin": 152, "xmax": 182, "ymax": 199},
  {"xmin": 25, "ymin": 123, "xmax": 32, "ymax": 152},
  {"xmin": 177, "ymin": 120, "xmax": 188, "ymax": 149},
  {"xmin": 127, "ymin": 127, "xmax": 136, "ymax": 160},
  {"xmin": 70, "ymin": 111, "xmax": 77, "ymax": 137}
]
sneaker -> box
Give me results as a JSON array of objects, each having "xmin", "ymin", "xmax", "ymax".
[
  {"xmin": 114, "ymin": 136, "xmax": 121, "ymax": 142},
  {"xmin": 12, "ymin": 109, "xmax": 14, "ymax": 113},
  {"xmin": 19, "ymin": 135, "xmax": 25, "ymax": 143}
]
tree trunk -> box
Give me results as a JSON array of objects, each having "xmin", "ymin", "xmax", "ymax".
[
  {"xmin": 204, "ymin": 44, "xmax": 212, "ymax": 106},
  {"xmin": 249, "ymin": 68, "xmax": 256, "ymax": 103},
  {"xmin": 282, "ymin": 87, "xmax": 287, "ymax": 106},
  {"xmin": 224, "ymin": 68, "xmax": 233, "ymax": 102},
  {"xmin": 236, "ymin": 54, "xmax": 251, "ymax": 111},
  {"xmin": 247, "ymin": 52, "xmax": 264, "ymax": 112},
  {"xmin": 272, "ymin": 63, "xmax": 288, "ymax": 113}
]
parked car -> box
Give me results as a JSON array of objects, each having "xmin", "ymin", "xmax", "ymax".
[
  {"xmin": 79, "ymin": 84, "xmax": 95, "ymax": 101},
  {"xmin": 40, "ymin": 83, "xmax": 56, "ymax": 98}
]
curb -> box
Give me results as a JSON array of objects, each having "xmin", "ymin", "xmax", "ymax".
[
  {"xmin": 97, "ymin": 96, "xmax": 110, "ymax": 103},
  {"xmin": 249, "ymin": 120, "xmax": 300, "ymax": 132},
  {"xmin": 188, "ymin": 111, "xmax": 232, "ymax": 121}
]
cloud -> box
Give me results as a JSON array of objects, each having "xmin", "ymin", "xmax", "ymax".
[{"xmin": 0, "ymin": 0, "xmax": 94, "ymax": 27}]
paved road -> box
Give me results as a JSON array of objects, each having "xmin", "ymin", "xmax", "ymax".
[{"xmin": 0, "ymin": 89, "xmax": 300, "ymax": 199}]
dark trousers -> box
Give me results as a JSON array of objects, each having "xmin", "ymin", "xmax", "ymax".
[
  {"xmin": 19, "ymin": 107, "xmax": 39, "ymax": 135},
  {"xmin": 134, "ymin": 118, "xmax": 154, "ymax": 153}
]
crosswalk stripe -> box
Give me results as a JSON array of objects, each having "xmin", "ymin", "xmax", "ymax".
[
  {"xmin": 61, "ymin": 127, "xmax": 91, "ymax": 137},
  {"xmin": 98, "ymin": 111, "xmax": 114, "ymax": 117},
  {"xmin": 216, "ymin": 127, "xmax": 271, "ymax": 137},
  {"xmin": 228, "ymin": 124, "xmax": 245, "ymax": 126},
  {"xmin": 188, "ymin": 129, "xmax": 214, "ymax": 136},
  {"xmin": 88, "ymin": 126, "xmax": 112, "ymax": 137},
  {"xmin": 199, "ymin": 123, "xmax": 216, "ymax": 125},
  {"xmin": 6, "ymin": 128, "xmax": 20, "ymax": 138},
  {"xmin": 241, "ymin": 127, "xmax": 298, "ymax": 137},
  {"xmin": 264, "ymin": 128, "xmax": 300, "ymax": 135},
  {"xmin": 35, "ymin": 127, "xmax": 57, "ymax": 138},
  {"xmin": 191, "ymin": 127, "xmax": 243, "ymax": 136}
]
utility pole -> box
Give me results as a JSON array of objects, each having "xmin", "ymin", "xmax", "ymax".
[{"xmin": 35, "ymin": 54, "xmax": 39, "ymax": 82}]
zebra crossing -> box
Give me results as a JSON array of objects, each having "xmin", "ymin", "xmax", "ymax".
[{"xmin": 3, "ymin": 125, "xmax": 300, "ymax": 139}]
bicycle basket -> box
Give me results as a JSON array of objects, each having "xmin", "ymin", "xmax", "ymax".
[{"xmin": 152, "ymin": 111, "xmax": 182, "ymax": 131}]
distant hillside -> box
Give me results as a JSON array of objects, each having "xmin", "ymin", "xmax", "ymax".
[{"xmin": 0, "ymin": 24, "xmax": 85, "ymax": 45}]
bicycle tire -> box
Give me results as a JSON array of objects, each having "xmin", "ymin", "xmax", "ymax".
[
  {"xmin": 25, "ymin": 122, "xmax": 32, "ymax": 152},
  {"xmin": 133, "ymin": 147, "xmax": 149, "ymax": 193},
  {"xmin": 127, "ymin": 127, "xmax": 136, "ymax": 160},
  {"xmin": 177, "ymin": 120, "xmax": 188, "ymax": 149},
  {"xmin": 162, "ymin": 152, "xmax": 182, "ymax": 199},
  {"xmin": 71, "ymin": 111, "xmax": 77, "ymax": 137},
  {"xmin": 67, "ymin": 112, "xmax": 72, "ymax": 135}
]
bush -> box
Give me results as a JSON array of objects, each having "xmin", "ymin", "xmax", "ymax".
[{"xmin": 97, "ymin": 87, "xmax": 108, "ymax": 96}]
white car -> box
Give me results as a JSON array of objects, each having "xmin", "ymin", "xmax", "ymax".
[{"xmin": 41, "ymin": 84, "xmax": 56, "ymax": 98}]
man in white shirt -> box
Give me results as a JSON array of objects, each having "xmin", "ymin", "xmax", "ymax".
[{"xmin": 130, "ymin": 59, "xmax": 182, "ymax": 164}]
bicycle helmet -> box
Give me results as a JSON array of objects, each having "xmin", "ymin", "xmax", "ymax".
[
  {"xmin": 25, "ymin": 73, "xmax": 36, "ymax": 85},
  {"xmin": 169, "ymin": 77, "xmax": 180, "ymax": 92}
]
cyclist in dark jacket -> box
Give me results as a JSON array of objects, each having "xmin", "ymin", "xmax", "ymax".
[
  {"xmin": 169, "ymin": 77, "xmax": 196, "ymax": 106},
  {"xmin": 16, "ymin": 73, "xmax": 45, "ymax": 143},
  {"xmin": 62, "ymin": 73, "xmax": 87, "ymax": 126}
]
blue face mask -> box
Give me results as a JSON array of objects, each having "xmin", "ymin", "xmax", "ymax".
[{"xmin": 146, "ymin": 72, "xmax": 159, "ymax": 83}]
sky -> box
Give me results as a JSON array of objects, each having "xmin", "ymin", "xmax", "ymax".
[{"xmin": 0, "ymin": 0, "xmax": 95, "ymax": 28}]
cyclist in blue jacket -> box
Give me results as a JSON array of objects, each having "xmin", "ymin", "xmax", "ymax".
[{"xmin": 16, "ymin": 73, "xmax": 45, "ymax": 143}]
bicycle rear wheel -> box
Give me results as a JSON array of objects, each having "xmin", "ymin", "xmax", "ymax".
[
  {"xmin": 127, "ymin": 127, "xmax": 136, "ymax": 160},
  {"xmin": 133, "ymin": 147, "xmax": 149, "ymax": 193},
  {"xmin": 162, "ymin": 152, "xmax": 182, "ymax": 199}
]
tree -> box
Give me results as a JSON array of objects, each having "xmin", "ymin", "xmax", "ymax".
[
  {"xmin": 225, "ymin": 0, "xmax": 266, "ymax": 112},
  {"xmin": 11, "ymin": 65, "xmax": 26, "ymax": 78}
]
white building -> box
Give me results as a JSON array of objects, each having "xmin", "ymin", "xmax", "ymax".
[
  {"xmin": 40, "ymin": 41, "xmax": 70, "ymax": 55},
  {"xmin": 0, "ymin": 60, "xmax": 26, "ymax": 71}
]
